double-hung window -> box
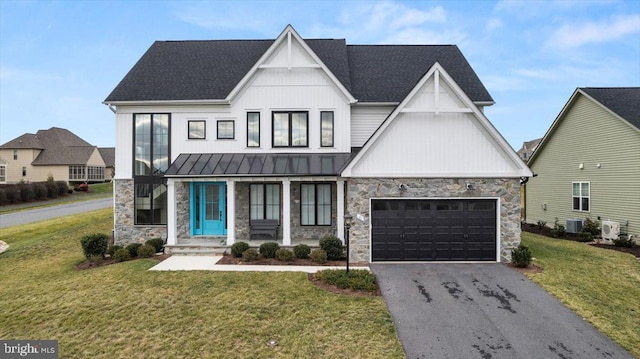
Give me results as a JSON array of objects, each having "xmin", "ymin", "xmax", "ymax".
[
  {"xmin": 301, "ymin": 183, "xmax": 332, "ymax": 226},
  {"xmin": 572, "ymin": 182, "xmax": 590, "ymax": 211},
  {"xmin": 250, "ymin": 184, "xmax": 280, "ymax": 221},
  {"xmin": 320, "ymin": 111, "xmax": 334, "ymax": 147},
  {"xmin": 247, "ymin": 112, "xmax": 260, "ymax": 147},
  {"xmin": 272, "ymin": 111, "xmax": 308, "ymax": 147},
  {"xmin": 133, "ymin": 113, "xmax": 170, "ymax": 225}
]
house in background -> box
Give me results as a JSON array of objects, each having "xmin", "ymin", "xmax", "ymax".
[
  {"xmin": 99, "ymin": 147, "xmax": 116, "ymax": 180},
  {"xmin": 104, "ymin": 25, "xmax": 531, "ymax": 263},
  {"xmin": 517, "ymin": 138, "xmax": 542, "ymax": 162},
  {"xmin": 525, "ymin": 87, "xmax": 640, "ymax": 240},
  {"xmin": 0, "ymin": 127, "xmax": 107, "ymax": 184}
]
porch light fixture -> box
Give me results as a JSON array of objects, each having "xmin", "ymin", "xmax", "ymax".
[{"xmin": 344, "ymin": 214, "xmax": 353, "ymax": 275}]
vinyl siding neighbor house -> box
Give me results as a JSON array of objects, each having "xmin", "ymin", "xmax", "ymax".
[
  {"xmin": 104, "ymin": 25, "xmax": 531, "ymax": 263},
  {"xmin": 525, "ymin": 87, "xmax": 640, "ymax": 241}
]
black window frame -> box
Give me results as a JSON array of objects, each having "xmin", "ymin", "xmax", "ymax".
[
  {"xmin": 272, "ymin": 111, "xmax": 309, "ymax": 148},
  {"xmin": 247, "ymin": 112, "xmax": 260, "ymax": 148},
  {"xmin": 300, "ymin": 183, "xmax": 332, "ymax": 226},
  {"xmin": 22, "ymin": 167, "xmax": 27, "ymax": 176},
  {"xmin": 320, "ymin": 111, "xmax": 334, "ymax": 147},
  {"xmin": 188, "ymin": 120, "xmax": 206, "ymax": 140},
  {"xmin": 249, "ymin": 183, "xmax": 281, "ymax": 223},
  {"xmin": 217, "ymin": 120, "xmax": 235, "ymax": 140}
]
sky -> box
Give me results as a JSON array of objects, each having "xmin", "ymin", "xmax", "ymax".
[{"xmin": 1, "ymin": 0, "xmax": 639, "ymax": 150}]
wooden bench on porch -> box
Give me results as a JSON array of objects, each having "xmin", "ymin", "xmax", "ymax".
[{"xmin": 249, "ymin": 219, "xmax": 279, "ymax": 239}]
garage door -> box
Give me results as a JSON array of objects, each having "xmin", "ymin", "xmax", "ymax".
[{"xmin": 371, "ymin": 199, "xmax": 497, "ymax": 261}]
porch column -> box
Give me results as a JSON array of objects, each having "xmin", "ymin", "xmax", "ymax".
[
  {"xmin": 226, "ymin": 179, "xmax": 235, "ymax": 245},
  {"xmin": 282, "ymin": 179, "xmax": 291, "ymax": 245},
  {"xmin": 166, "ymin": 179, "xmax": 177, "ymax": 245},
  {"xmin": 337, "ymin": 179, "xmax": 345, "ymax": 242}
]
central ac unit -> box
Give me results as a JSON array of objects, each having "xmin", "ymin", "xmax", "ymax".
[
  {"xmin": 602, "ymin": 221, "xmax": 620, "ymax": 240},
  {"xmin": 566, "ymin": 219, "xmax": 584, "ymax": 234}
]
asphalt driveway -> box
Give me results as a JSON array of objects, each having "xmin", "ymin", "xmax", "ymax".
[{"xmin": 371, "ymin": 263, "xmax": 633, "ymax": 359}]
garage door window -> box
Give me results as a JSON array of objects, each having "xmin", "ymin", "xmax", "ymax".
[{"xmin": 301, "ymin": 183, "xmax": 331, "ymax": 225}]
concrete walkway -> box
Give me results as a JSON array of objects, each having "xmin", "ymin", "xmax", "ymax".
[{"xmin": 149, "ymin": 255, "xmax": 350, "ymax": 273}]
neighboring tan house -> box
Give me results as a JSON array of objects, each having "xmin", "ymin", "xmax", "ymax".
[
  {"xmin": 517, "ymin": 138, "xmax": 541, "ymax": 162},
  {"xmin": 0, "ymin": 127, "xmax": 107, "ymax": 184},
  {"xmin": 99, "ymin": 147, "xmax": 116, "ymax": 181},
  {"xmin": 104, "ymin": 25, "xmax": 531, "ymax": 263},
  {"xmin": 525, "ymin": 87, "xmax": 640, "ymax": 240}
]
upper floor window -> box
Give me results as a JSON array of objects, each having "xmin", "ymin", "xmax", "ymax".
[
  {"xmin": 13, "ymin": 150, "xmax": 18, "ymax": 160},
  {"xmin": 217, "ymin": 120, "xmax": 234, "ymax": 139},
  {"xmin": 320, "ymin": 111, "xmax": 334, "ymax": 147},
  {"xmin": 22, "ymin": 167, "xmax": 27, "ymax": 176},
  {"xmin": 572, "ymin": 182, "xmax": 590, "ymax": 211},
  {"xmin": 247, "ymin": 112, "xmax": 260, "ymax": 147},
  {"xmin": 0, "ymin": 165, "xmax": 6, "ymax": 183},
  {"xmin": 188, "ymin": 120, "xmax": 206, "ymax": 139},
  {"xmin": 273, "ymin": 111, "xmax": 308, "ymax": 147},
  {"xmin": 134, "ymin": 114, "xmax": 170, "ymax": 176}
]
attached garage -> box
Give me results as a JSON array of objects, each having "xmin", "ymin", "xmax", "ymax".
[{"xmin": 371, "ymin": 198, "xmax": 498, "ymax": 262}]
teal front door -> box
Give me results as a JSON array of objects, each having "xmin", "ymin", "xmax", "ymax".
[{"xmin": 191, "ymin": 182, "xmax": 226, "ymax": 235}]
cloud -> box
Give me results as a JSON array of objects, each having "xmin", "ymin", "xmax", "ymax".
[
  {"xmin": 547, "ymin": 14, "xmax": 640, "ymax": 48},
  {"xmin": 486, "ymin": 18, "xmax": 503, "ymax": 32}
]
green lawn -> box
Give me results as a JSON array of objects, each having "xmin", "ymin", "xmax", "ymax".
[
  {"xmin": 0, "ymin": 209, "xmax": 403, "ymax": 359},
  {"xmin": 0, "ymin": 182, "xmax": 113, "ymax": 214},
  {"xmin": 521, "ymin": 232, "xmax": 640, "ymax": 357}
]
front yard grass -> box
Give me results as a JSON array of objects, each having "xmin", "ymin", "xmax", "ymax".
[
  {"xmin": 521, "ymin": 232, "xmax": 640, "ymax": 357},
  {"xmin": 0, "ymin": 208, "xmax": 403, "ymax": 358}
]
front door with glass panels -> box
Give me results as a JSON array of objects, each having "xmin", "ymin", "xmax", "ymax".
[{"xmin": 191, "ymin": 182, "xmax": 226, "ymax": 235}]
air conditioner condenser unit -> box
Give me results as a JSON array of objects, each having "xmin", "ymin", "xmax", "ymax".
[
  {"xmin": 566, "ymin": 219, "xmax": 584, "ymax": 234},
  {"xmin": 601, "ymin": 221, "xmax": 620, "ymax": 240}
]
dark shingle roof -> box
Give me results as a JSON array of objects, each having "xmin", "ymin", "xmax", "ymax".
[
  {"xmin": 0, "ymin": 133, "xmax": 45, "ymax": 149},
  {"xmin": 105, "ymin": 38, "xmax": 492, "ymax": 104},
  {"xmin": 98, "ymin": 147, "xmax": 115, "ymax": 167},
  {"xmin": 580, "ymin": 87, "xmax": 640, "ymax": 130}
]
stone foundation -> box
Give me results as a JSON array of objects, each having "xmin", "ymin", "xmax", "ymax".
[{"xmin": 113, "ymin": 179, "xmax": 167, "ymax": 245}]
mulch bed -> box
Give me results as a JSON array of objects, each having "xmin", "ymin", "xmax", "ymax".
[
  {"xmin": 505, "ymin": 262, "xmax": 544, "ymax": 274},
  {"xmin": 587, "ymin": 243, "xmax": 640, "ymax": 258},
  {"xmin": 215, "ymin": 253, "xmax": 368, "ymax": 267},
  {"xmin": 75, "ymin": 253, "xmax": 170, "ymax": 270}
]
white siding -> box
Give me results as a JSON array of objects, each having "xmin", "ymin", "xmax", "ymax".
[
  {"xmin": 115, "ymin": 112, "xmax": 133, "ymax": 179},
  {"xmin": 351, "ymin": 106, "xmax": 394, "ymax": 147}
]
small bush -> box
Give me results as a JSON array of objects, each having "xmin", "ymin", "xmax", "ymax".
[
  {"xmin": 56, "ymin": 181, "xmax": 69, "ymax": 196},
  {"xmin": 551, "ymin": 218, "xmax": 566, "ymax": 238},
  {"xmin": 107, "ymin": 245, "xmax": 123, "ymax": 258},
  {"xmin": 275, "ymin": 248, "xmax": 294, "ymax": 262},
  {"xmin": 80, "ymin": 233, "xmax": 109, "ymax": 259},
  {"xmin": 126, "ymin": 243, "xmax": 142, "ymax": 257},
  {"xmin": 242, "ymin": 248, "xmax": 259, "ymax": 262},
  {"xmin": 19, "ymin": 184, "xmax": 35, "ymax": 202},
  {"xmin": 293, "ymin": 244, "xmax": 311, "ymax": 259},
  {"xmin": 310, "ymin": 249, "xmax": 327, "ymax": 264},
  {"xmin": 231, "ymin": 241, "xmax": 250, "ymax": 258},
  {"xmin": 0, "ymin": 188, "xmax": 6, "ymax": 203},
  {"xmin": 511, "ymin": 244, "xmax": 532, "ymax": 268},
  {"xmin": 45, "ymin": 182, "xmax": 58, "ymax": 199},
  {"xmin": 577, "ymin": 232, "xmax": 593, "ymax": 242},
  {"xmin": 320, "ymin": 235, "xmax": 344, "ymax": 260},
  {"xmin": 145, "ymin": 238, "xmax": 164, "ymax": 253},
  {"xmin": 316, "ymin": 269, "xmax": 378, "ymax": 292},
  {"xmin": 582, "ymin": 217, "xmax": 600, "ymax": 236},
  {"xmin": 137, "ymin": 244, "xmax": 156, "ymax": 258},
  {"xmin": 33, "ymin": 183, "xmax": 47, "ymax": 200},
  {"xmin": 4, "ymin": 186, "xmax": 19, "ymax": 203},
  {"xmin": 536, "ymin": 220, "xmax": 547, "ymax": 230},
  {"xmin": 259, "ymin": 242, "xmax": 280, "ymax": 259},
  {"xmin": 613, "ymin": 235, "xmax": 634, "ymax": 248},
  {"xmin": 112, "ymin": 248, "xmax": 130, "ymax": 262}
]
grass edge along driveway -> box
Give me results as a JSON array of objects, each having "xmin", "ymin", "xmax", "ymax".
[
  {"xmin": 521, "ymin": 232, "xmax": 640, "ymax": 358},
  {"xmin": 0, "ymin": 208, "xmax": 403, "ymax": 359}
]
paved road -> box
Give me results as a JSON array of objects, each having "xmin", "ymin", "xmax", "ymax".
[
  {"xmin": 0, "ymin": 198, "xmax": 112, "ymax": 228},
  {"xmin": 371, "ymin": 263, "xmax": 633, "ymax": 359}
]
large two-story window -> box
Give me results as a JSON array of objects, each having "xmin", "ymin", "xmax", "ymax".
[
  {"xmin": 250, "ymin": 184, "xmax": 280, "ymax": 221},
  {"xmin": 273, "ymin": 111, "xmax": 308, "ymax": 147},
  {"xmin": 320, "ymin": 111, "xmax": 334, "ymax": 147},
  {"xmin": 134, "ymin": 114, "xmax": 170, "ymax": 225},
  {"xmin": 247, "ymin": 112, "xmax": 260, "ymax": 147},
  {"xmin": 572, "ymin": 182, "xmax": 590, "ymax": 212},
  {"xmin": 301, "ymin": 183, "xmax": 331, "ymax": 226}
]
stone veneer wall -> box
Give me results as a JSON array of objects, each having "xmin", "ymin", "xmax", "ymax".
[
  {"xmin": 113, "ymin": 179, "xmax": 167, "ymax": 246},
  {"xmin": 175, "ymin": 182, "xmax": 190, "ymax": 239},
  {"xmin": 345, "ymin": 178, "xmax": 521, "ymax": 263}
]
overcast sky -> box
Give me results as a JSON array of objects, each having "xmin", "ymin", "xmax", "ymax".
[{"xmin": 1, "ymin": 0, "xmax": 639, "ymax": 150}]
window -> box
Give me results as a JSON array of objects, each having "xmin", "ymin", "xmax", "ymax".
[
  {"xmin": 87, "ymin": 166, "xmax": 104, "ymax": 180},
  {"xmin": 250, "ymin": 184, "xmax": 280, "ymax": 221},
  {"xmin": 135, "ymin": 183, "xmax": 167, "ymax": 225},
  {"xmin": 188, "ymin": 120, "xmax": 206, "ymax": 139},
  {"xmin": 69, "ymin": 165, "xmax": 86, "ymax": 180},
  {"xmin": 247, "ymin": 112, "xmax": 260, "ymax": 147},
  {"xmin": 0, "ymin": 165, "xmax": 6, "ymax": 183},
  {"xmin": 273, "ymin": 111, "xmax": 308, "ymax": 147},
  {"xmin": 573, "ymin": 182, "xmax": 590, "ymax": 211},
  {"xmin": 22, "ymin": 167, "xmax": 27, "ymax": 176},
  {"xmin": 320, "ymin": 111, "xmax": 334, "ymax": 147},
  {"xmin": 217, "ymin": 120, "xmax": 234, "ymax": 139},
  {"xmin": 301, "ymin": 183, "xmax": 331, "ymax": 226},
  {"xmin": 13, "ymin": 150, "xmax": 18, "ymax": 160}
]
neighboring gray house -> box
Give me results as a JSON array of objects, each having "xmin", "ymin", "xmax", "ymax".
[
  {"xmin": 104, "ymin": 25, "xmax": 531, "ymax": 263},
  {"xmin": 517, "ymin": 138, "xmax": 542, "ymax": 162},
  {"xmin": 0, "ymin": 127, "xmax": 106, "ymax": 184},
  {"xmin": 525, "ymin": 87, "xmax": 640, "ymax": 241}
]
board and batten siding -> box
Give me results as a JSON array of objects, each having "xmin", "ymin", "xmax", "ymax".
[
  {"xmin": 526, "ymin": 94, "xmax": 640, "ymax": 238},
  {"xmin": 350, "ymin": 106, "xmax": 394, "ymax": 147}
]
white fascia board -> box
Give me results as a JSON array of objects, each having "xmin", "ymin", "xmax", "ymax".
[
  {"xmin": 343, "ymin": 171, "xmax": 532, "ymax": 178},
  {"xmin": 103, "ymin": 99, "xmax": 230, "ymax": 106},
  {"xmin": 353, "ymin": 102, "xmax": 399, "ymax": 107},
  {"xmin": 474, "ymin": 101, "xmax": 495, "ymax": 107},
  {"xmin": 225, "ymin": 25, "xmax": 357, "ymax": 104}
]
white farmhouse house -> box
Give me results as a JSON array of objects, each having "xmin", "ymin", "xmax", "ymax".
[{"xmin": 104, "ymin": 25, "xmax": 531, "ymax": 263}]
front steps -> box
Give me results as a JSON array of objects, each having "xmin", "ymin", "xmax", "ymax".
[{"xmin": 165, "ymin": 244, "xmax": 227, "ymax": 256}]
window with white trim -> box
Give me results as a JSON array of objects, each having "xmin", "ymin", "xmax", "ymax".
[
  {"xmin": 217, "ymin": 120, "xmax": 234, "ymax": 139},
  {"xmin": 320, "ymin": 111, "xmax": 334, "ymax": 147},
  {"xmin": 247, "ymin": 112, "xmax": 260, "ymax": 147},
  {"xmin": 301, "ymin": 183, "xmax": 331, "ymax": 226},
  {"xmin": 188, "ymin": 120, "xmax": 206, "ymax": 139},
  {"xmin": 250, "ymin": 184, "xmax": 280, "ymax": 221},
  {"xmin": 0, "ymin": 165, "xmax": 6, "ymax": 183},
  {"xmin": 572, "ymin": 182, "xmax": 590, "ymax": 211},
  {"xmin": 272, "ymin": 111, "xmax": 308, "ymax": 147}
]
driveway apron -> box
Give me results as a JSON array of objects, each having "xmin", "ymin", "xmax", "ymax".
[{"xmin": 371, "ymin": 263, "xmax": 633, "ymax": 359}]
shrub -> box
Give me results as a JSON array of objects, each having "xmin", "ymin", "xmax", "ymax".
[
  {"xmin": 310, "ymin": 249, "xmax": 327, "ymax": 264},
  {"xmin": 107, "ymin": 245, "xmax": 123, "ymax": 258},
  {"xmin": 137, "ymin": 244, "xmax": 156, "ymax": 258},
  {"xmin": 536, "ymin": 220, "xmax": 547, "ymax": 230},
  {"xmin": 551, "ymin": 218, "xmax": 566, "ymax": 238},
  {"xmin": 126, "ymin": 243, "xmax": 142, "ymax": 257},
  {"xmin": 112, "ymin": 248, "xmax": 130, "ymax": 262},
  {"xmin": 19, "ymin": 184, "xmax": 35, "ymax": 202},
  {"xmin": 242, "ymin": 248, "xmax": 259, "ymax": 262},
  {"xmin": 275, "ymin": 248, "xmax": 294, "ymax": 262},
  {"xmin": 231, "ymin": 241, "xmax": 250, "ymax": 258},
  {"xmin": 582, "ymin": 217, "xmax": 600, "ymax": 236},
  {"xmin": 80, "ymin": 233, "xmax": 109, "ymax": 259},
  {"xmin": 259, "ymin": 242, "xmax": 280, "ymax": 259},
  {"xmin": 613, "ymin": 235, "xmax": 634, "ymax": 248},
  {"xmin": 45, "ymin": 182, "xmax": 58, "ymax": 199},
  {"xmin": 511, "ymin": 244, "xmax": 532, "ymax": 268},
  {"xmin": 145, "ymin": 238, "xmax": 164, "ymax": 253},
  {"xmin": 315, "ymin": 269, "xmax": 377, "ymax": 292},
  {"xmin": 319, "ymin": 235, "xmax": 344, "ymax": 260},
  {"xmin": 56, "ymin": 181, "xmax": 69, "ymax": 196},
  {"xmin": 4, "ymin": 186, "xmax": 19, "ymax": 203},
  {"xmin": 33, "ymin": 183, "xmax": 47, "ymax": 200},
  {"xmin": 0, "ymin": 188, "xmax": 6, "ymax": 203},
  {"xmin": 577, "ymin": 232, "xmax": 593, "ymax": 242},
  {"xmin": 293, "ymin": 244, "xmax": 311, "ymax": 259}
]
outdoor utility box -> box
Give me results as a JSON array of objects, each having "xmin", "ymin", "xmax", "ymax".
[{"xmin": 566, "ymin": 218, "xmax": 584, "ymax": 234}]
